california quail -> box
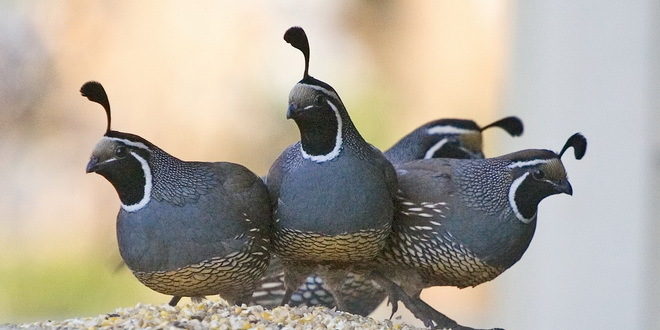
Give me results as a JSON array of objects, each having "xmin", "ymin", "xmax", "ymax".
[
  {"xmin": 373, "ymin": 133, "xmax": 587, "ymax": 328},
  {"xmin": 82, "ymin": 81, "xmax": 271, "ymax": 306},
  {"xmin": 252, "ymin": 116, "xmax": 525, "ymax": 317},
  {"xmin": 265, "ymin": 27, "xmax": 398, "ymax": 310},
  {"xmin": 385, "ymin": 116, "xmax": 523, "ymax": 163}
]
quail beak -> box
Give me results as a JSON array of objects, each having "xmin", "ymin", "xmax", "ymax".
[
  {"xmin": 555, "ymin": 179, "xmax": 573, "ymax": 195},
  {"xmin": 286, "ymin": 103, "xmax": 299, "ymax": 119},
  {"xmin": 86, "ymin": 157, "xmax": 99, "ymax": 173}
]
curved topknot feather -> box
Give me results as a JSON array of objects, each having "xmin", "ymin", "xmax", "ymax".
[
  {"xmin": 481, "ymin": 116, "xmax": 524, "ymax": 137},
  {"xmin": 80, "ymin": 81, "xmax": 111, "ymax": 133},
  {"xmin": 284, "ymin": 26, "xmax": 310, "ymax": 79},
  {"xmin": 559, "ymin": 133, "xmax": 587, "ymax": 160}
]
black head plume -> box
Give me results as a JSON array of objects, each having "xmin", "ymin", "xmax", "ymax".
[
  {"xmin": 558, "ymin": 133, "xmax": 587, "ymax": 160},
  {"xmin": 81, "ymin": 81, "xmax": 111, "ymax": 133},
  {"xmin": 481, "ymin": 116, "xmax": 524, "ymax": 137},
  {"xmin": 284, "ymin": 26, "xmax": 310, "ymax": 79}
]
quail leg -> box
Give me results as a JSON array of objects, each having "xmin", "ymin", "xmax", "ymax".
[
  {"xmin": 317, "ymin": 266, "xmax": 350, "ymax": 311},
  {"xmin": 190, "ymin": 296, "xmax": 205, "ymax": 303},
  {"xmin": 370, "ymin": 272, "xmax": 499, "ymax": 330},
  {"xmin": 168, "ymin": 296, "xmax": 182, "ymax": 306},
  {"xmin": 337, "ymin": 273, "xmax": 386, "ymax": 316}
]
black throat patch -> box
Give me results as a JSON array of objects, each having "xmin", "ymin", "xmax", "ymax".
[
  {"xmin": 295, "ymin": 106, "xmax": 339, "ymax": 157},
  {"xmin": 97, "ymin": 153, "xmax": 148, "ymax": 207},
  {"xmin": 513, "ymin": 174, "xmax": 559, "ymax": 220}
]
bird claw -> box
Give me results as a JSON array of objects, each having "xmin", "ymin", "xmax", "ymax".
[
  {"xmin": 280, "ymin": 290, "xmax": 292, "ymax": 306},
  {"xmin": 370, "ymin": 272, "xmax": 497, "ymax": 330},
  {"xmin": 386, "ymin": 295, "xmax": 399, "ymax": 320},
  {"xmin": 401, "ymin": 296, "xmax": 502, "ymax": 330}
]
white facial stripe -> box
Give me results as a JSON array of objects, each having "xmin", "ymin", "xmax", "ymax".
[
  {"xmin": 426, "ymin": 126, "xmax": 478, "ymax": 136},
  {"xmin": 423, "ymin": 138, "xmax": 449, "ymax": 159},
  {"xmin": 508, "ymin": 172, "xmax": 535, "ymax": 223},
  {"xmin": 121, "ymin": 151, "xmax": 152, "ymax": 212},
  {"xmin": 507, "ymin": 159, "xmax": 551, "ymax": 169},
  {"xmin": 300, "ymin": 99, "xmax": 343, "ymax": 163},
  {"xmin": 98, "ymin": 158, "xmax": 118, "ymax": 166},
  {"xmin": 298, "ymin": 83, "xmax": 340, "ymax": 102},
  {"xmin": 102, "ymin": 136, "xmax": 150, "ymax": 150}
]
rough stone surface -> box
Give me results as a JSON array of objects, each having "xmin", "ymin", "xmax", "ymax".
[{"xmin": 5, "ymin": 300, "xmax": 424, "ymax": 329}]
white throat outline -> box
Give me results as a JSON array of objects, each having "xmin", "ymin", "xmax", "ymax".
[
  {"xmin": 508, "ymin": 172, "xmax": 535, "ymax": 223},
  {"xmin": 300, "ymin": 99, "xmax": 343, "ymax": 163},
  {"xmin": 424, "ymin": 138, "xmax": 449, "ymax": 159}
]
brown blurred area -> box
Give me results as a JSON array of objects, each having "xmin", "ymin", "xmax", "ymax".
[{"xmin": 0, "ymin": 1, "xmax": 511, "ymax": 325}]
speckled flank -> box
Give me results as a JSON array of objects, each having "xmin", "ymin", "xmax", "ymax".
[{"xmin": 383, "ymin": 193, "xmax": 504, "ymax": 288}]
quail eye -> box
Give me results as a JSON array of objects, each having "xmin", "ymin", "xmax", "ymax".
[
  {"xmin": 115, "ymin": 146, "xmax": 128, "ymax": 158},
  {"xmin": 532, "ymin": 169, "xmax": 545, "ymax": 180},
  {"xmin": 314, "ymin": 95, "xmax": 325, "ymax": 106}
]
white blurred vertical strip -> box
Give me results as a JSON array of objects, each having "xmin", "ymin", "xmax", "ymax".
[
  {"xmin": 647, "ymin": 0, "xmax": 660, "ymax": 328},
  {"xmin": 497, "ymin": 1, "xmax": 654, "ymax": 329}
]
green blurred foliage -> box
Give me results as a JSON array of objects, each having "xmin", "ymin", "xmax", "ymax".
[{"xmin": 0, "ymin": 254, "xmax": 165, "ymax": 324}]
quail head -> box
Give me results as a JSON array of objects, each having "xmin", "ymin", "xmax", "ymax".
[
  {"xmin": 82, "ymin": 81, "xmax": 271, "ymax": 306},
  {"xmin": 374, "ymin": 133, "xmax": 587, "ymax": 328},
  {"xmin": 265, "ymin": 27, "xmax": 398, "ymax": 310},
  {"xmin": 385, "ymin": 116, "xmax": 523, "ymax": 163}
]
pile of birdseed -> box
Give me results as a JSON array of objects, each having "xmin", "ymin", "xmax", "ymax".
[{"xmin": 7, "ymin": 300, "xmax": 423, "ymax": 329}]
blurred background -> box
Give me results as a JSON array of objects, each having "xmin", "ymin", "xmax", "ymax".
[{"xmin": 0, "ymin": 1, "xmax": 657, "ymax": 329}]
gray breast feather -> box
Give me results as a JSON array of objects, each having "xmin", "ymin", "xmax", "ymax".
[{"xmin": 117, "ymin": 161, "xmax": 270, "ymax": 273}]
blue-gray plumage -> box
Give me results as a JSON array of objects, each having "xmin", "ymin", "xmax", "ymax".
[
  {"xmin": 385, "ymin": 116, "xmax": 523, "ymax": 163},
  {"xmin": 112, "ymin": 146, "xmax": 264, "ymax": 272},
  {"xmin": 372, "ymin": 133, "xmax": 586, "ymax": 328},
  {"xmin": 270, "ymin": 142, "xmax": 395, "ymax": 235},
  {"xmin": 266, "ymin": 27, "xmax": 397, "ymax": 310},
  {"xmin": 82, "ymin": 81, "xmax": 271, "ymax": 306},
  {"xmin": 251, "ymin": 116, "xmax": 525, "ymax": 318}
]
